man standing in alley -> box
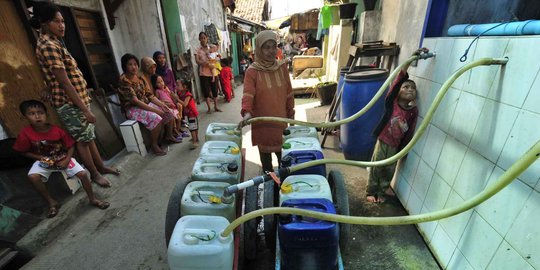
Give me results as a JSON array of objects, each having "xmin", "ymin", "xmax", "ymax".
[{"xmin": 30, "ymin": 1, "xmax": 118, "ymax": 187}]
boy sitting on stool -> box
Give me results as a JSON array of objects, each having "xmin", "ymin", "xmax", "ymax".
[{"xmin": 13, "ymin": 100, "xmax": 110, "ymax": 218}]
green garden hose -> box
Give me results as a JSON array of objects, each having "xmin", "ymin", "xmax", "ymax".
[
  {"xmin": 220, "ymin": 57, "xmax": 523, "ymax": 237},
  {"xmin": 221, "ymin": 139, "xmax": 539, "ymax": 237}
]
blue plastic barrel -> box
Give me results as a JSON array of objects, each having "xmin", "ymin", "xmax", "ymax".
[
  {"xmin": 279, "ymin": 198, "xmax": 338, "ymax": 270},
  {"xmin": 281, "ymin": 150, "xmax": 326, "ymax": 176},
  {"xmin": 340, "ymin": 69, "xmax": 388, "ymax": 161},
  {"xmin": 336, "ymin": 65, "xmax": 373, "ymax": 121}
]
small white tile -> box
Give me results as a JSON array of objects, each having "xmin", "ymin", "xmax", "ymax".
[
  {"xmin": 407, "ymin": 189, "xmax": 423, "ymax": 215},
  {"xmin": 469, "ymin": 99, "xmax": 519, "ymax": 163},
  {"xmin": 458, "ymin": 213, "xmax": 503, "ymax": 269},
  {"xmin": 523, "ymin": 71, "xmax": 540, "ymax": 114},
  {"xmin": 447, "ymin": 250, "xmax": 475, "ymax": 270},
  {"xmin": 477, "ymin": 166, "xmax": 532, "ymax": 237},
  {"xmin": 432, "ymin": 87, "xmax": 460, "ymax": 133},
  {"xmin": 432, "ymin": 39, "xmax": 456, "ymax": 85},
  {"xmin": 463, "ymin": 38, "xmax": 509, "ymax": 97},
  {"xmin": 498, "ymin": 110, "xmax": 540, "ymax": 186},
  {"xmin": 435, "ymin": 137, "xmax": 467, "ymax": 187},
  {"xmin": 412, "ymin": 160, "xmax": 434, "ymax": 201},
  {"xmin": 448, "ymin": 91, "xmax": 485, "ymax": 145},
  {"xmin": 412, "ymin": 119, "xmax": 429, "ymax": 156},
  {"xmin": 430, "ymin": 225, "xmax": 456, "ymax": 268},
  {"xmin": 505, "ymin": 191, "xmax": 540, "ymax": 269},
  {"xmin": 417, "ymin": 79, "xmax": 439, "ymax": 118},
  {"xmin": 424, "ymin": 173, "xmax": 451, "ymax": 211},
  {"xmin": 454, "ymin": 149, "xmax": 495, "ymax": 199},
  {"xmin": 399, "ymin": 151, "xmax": 420, "ymax": 185},
  {"xmin": 422, "ymin": 125, "xmax": 446, "ymax": 170},
  {"xmin": 418, "ymin": 205, "xmax": 438, "ymax": 242},
  {"xmin": 395, "ymin": 174, "xmax": 412, "ymax": 205},
  {"xmin": 487, "ymin": 240, "xmax": 535, "ymax": 270},
  {"xmin": 488, "ymin": 37, "xmax": 540, "ymax": 107},
  {"xmin": 440, "ymin": 191, "xmax": 473, "ymax": 244},
  {"xmin": 446, "ymin": 37, "xmax": 477, "ymax": 91}
]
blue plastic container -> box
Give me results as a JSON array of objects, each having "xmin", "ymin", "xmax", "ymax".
[
  {"xmin": 279, "ymin": 198, "xmax": 338, "ymax": 270},
  {"xmin": 340, "ymin": 69, "xmax": 388, "ymax": 161},
  {"xmin": 336, "ymin": 66, "xmax": 373, "ymax": 121},
  {"xmin": 281, "ymin": 150, "xmax": 326, "ymax": 177}
]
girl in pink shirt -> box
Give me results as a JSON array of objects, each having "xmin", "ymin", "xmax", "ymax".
[{"xmin": 152, "ymin": 75, "xmax": 183, "ymax": 141}]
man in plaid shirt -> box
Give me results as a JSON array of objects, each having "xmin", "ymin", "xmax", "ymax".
[{"xmin": 32, "ymin": 2, "xmax": 118, "ymax": 187}]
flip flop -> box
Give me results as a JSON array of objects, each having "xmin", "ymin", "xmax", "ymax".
[
  {"xmin": 47, "ymin": 204, "xmax": 61, "ymax": 218},
  {"xmin": 91, "ymin": 200, "xmax": 110, "ymax": 210}
]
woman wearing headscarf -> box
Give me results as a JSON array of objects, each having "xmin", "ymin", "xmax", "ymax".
[
  {"xmin": 238, "ymin": 30, "xmax": 295, "ymax": 172},
  {"xmin": 140, "ymin": 57, "xmax": 157, "ymax": 94},
  {"xmin": 153, "ymin": 51, "xmax": 176, "ymax": 92},
  {"xmin": 117, "ymin": 54, "xmax": 179, "ymax": 156}
]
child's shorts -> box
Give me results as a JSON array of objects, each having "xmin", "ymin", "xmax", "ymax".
[
  {"xmin": 28, "ymin": 158, "xmax": 85, "ymax": 182},
  {"xmin": 187, "ymin": 117, "xmax": 199, "ymax": 131}
]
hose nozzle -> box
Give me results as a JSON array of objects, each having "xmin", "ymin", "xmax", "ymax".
[{"xmin": 419, "ymin": 51, "xmax": 436, "ymax": 60}]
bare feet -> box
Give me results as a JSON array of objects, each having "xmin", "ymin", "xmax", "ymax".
[
  {"xmin": 153, "ymin": 146, "xmax": 167, "ymax": 156},
  {"xmin": 47, "ymin": 202, "xmax": 61, "ymax": 218},
  {"xmin": 214, "ymin": 108, "xmax": 222, "ymax": 112},
  {"xmin": 376, "ymin": 196, "xmax": 386, "ymax": 203},
  {"xmin": 366, "ymin": 195, "xmax": 377, "ymax": 203},
  {"xmin": 385, "ymin": 188, "xmax": 396, "ymax": 197},
  {"xmin": 98, "ymin": 166, "xmax": 120, "ymax": 176},
  {"xmin": 92, "ymin": 174, "xmax": 112, "ymax": 188},
  {"xmin": 90, "ymin": 199, "xmax": 110, "ymax": 209}
]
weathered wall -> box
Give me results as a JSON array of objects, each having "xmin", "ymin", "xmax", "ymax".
[
  {"xmin": 378, "ymin": 0, "xmax": 429, "ymax": 64},
  {"xmin": 176, "ymin": 0, "xmax": 227, "ymax": 100},
  {"xmin": 105, "ymin": 0, "xmax": 167, "ymax": 65},
  {"xmin": 54, "ymin": 0, "xmax": 100, "ymax": 11}
]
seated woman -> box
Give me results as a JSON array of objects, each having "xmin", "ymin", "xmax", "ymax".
[{"xmin": 117, "ymin": 53, "xmax": 178, "ymax": 156}]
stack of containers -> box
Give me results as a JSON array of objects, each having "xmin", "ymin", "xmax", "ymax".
[
  {"xmin": 279, "ymin": 127, "xmax": 339, "ymax": 269},
  {"xmin": 169, "ymin": 123, "xmax": 242, "ymax": 270}
]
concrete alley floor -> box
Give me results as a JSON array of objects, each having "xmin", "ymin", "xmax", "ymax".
[{"xmin": 18, "ymin": 84, "xmax": 440, "ymax": 270}]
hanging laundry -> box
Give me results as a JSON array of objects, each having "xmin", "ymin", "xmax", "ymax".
[{"xmin": 204, "ymin": 23, "xmax": 220, "ymax": 45}]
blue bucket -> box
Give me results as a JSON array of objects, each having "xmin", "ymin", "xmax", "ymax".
[
  {"xmin": 279, "ymin": 198, "xmax": 338, "ymax": 270},
  {"xmin": 340, "ymin": 69, "xmax": 388, "ymax": 161}
]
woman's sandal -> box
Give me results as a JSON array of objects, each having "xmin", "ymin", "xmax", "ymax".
[
  {"xmin": 91, "ymin": 200, "xmax": 110, "ymax": 210},
  {"xmin": 47, "ymin": 204, "xmax": 61, "ymax": 218}
]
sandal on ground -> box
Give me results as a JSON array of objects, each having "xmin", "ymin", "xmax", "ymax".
[
  {"xmin": 167, "ymin": 137, "xmax": 182, "ymax": 144},
  {"xmin": 91, "ymin": 200, "xmax": 110, "ymax": 210},
  {"xmin": 47, "ymin": 204, "xmax": 61, "ymax": 218},
  {"xmin": 153, "ymin": 149, "xmax": 167, "ymax": 156},
  {"xmin": 214, "ymin": 108, "xmax": 222, "ymax": 112}
]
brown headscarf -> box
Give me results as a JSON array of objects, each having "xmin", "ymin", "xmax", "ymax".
[
  {"xmin": 250, "ymin": 30, "xmax": 286, "ymax": 71},
  {"xmin": 140, "ymin": 57, "xmax": 156, "ymax": 93}
]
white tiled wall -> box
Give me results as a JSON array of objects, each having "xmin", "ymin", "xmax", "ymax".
[{"xmin": 396, "ymin": 36, "xmax": 540, "ymax": 269}]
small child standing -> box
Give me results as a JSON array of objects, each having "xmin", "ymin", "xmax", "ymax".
[
  {"xmin": 13, "ymin": 100, "xmax": 110, "ymax": 218},
  {"xmin": 219, "ymin": 58, "xmax": 234, "ymax": 102},
  {"xmin": 366, "ymin": 48, "xmax": 428, "ymax": 203},
  {"xmin": 176, "ymin": 80, "xmax": 200, "ymax": 150},
  {"xmin": 151, "ymin": 75, "xmax": 188, "ymax": 141},
  {"xmin": 208, "ymin": 44, "xmax": 222, "ymax": 83}
]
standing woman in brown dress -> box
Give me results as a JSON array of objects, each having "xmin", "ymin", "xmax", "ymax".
[
  {"xmin": 31, "ymin": 1, "xmax": 117, "ymax": 187},
  {"xmin": 238, "ymin": 30, "xmax": 295, "ymax": 172}
]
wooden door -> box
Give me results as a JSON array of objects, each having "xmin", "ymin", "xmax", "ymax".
[{"xmin": 0, "ymin": 0, "xmax": 60, "ymax": 137}]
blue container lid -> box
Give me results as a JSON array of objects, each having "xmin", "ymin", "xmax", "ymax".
[
  {"xmin": 340, "ymin": 65, "xmax": 373, "ymax": 74},
  {"xmin": 345, "ymin": 68, "xmax": 388, "ymax": 82}
]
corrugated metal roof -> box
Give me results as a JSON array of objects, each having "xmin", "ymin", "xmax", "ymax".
[{"xmin": 233, "ymin": 0, "xmax": 266, "ymax": 24}]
